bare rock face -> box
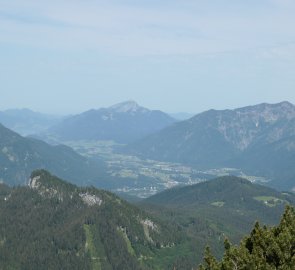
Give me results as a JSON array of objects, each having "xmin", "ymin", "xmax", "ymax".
[
  {"xmin": 28, "ymin": 174, "xmax": 64, "ymax": 200},
  {"xmin": 29, "ymin": 175, "xmax": 41, "ymax": 189},
  {"xmin": 204, "ymin": 101, "xmax": 295, "ymax": 151},
  {"xmin": 79, "ymin": 192, "xmax": 102, "ymax": 206},
  {"xmin": 28, "ymin": 170, "xmax": 104, "ymax": 206}
]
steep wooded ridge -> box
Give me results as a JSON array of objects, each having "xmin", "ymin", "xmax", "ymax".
[
  {"xmin": 0, "ymin": 123, "xmax": 106, "ymax": 186},
  {"xmin": 44, "ymin": 101, "xmax": 176, "ymax": 143},
  {"xmin": 0, "ymin": 170, "xmax": 182, "ymax": 270},
  {"xmin": 127, "ymin": 101, "xmax": 295, "ymax": 190}
]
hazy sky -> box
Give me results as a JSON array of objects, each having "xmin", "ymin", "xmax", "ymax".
[{"xmin": 1, "ymin": 0, "xmax": 295, "ymax": 114}]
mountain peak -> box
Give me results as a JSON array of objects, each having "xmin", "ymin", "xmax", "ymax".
[
  {"xmin": 276, "ymin": 100, "xmax": 295, "ymax": 109},
  {"xmin": 109, "ymin": 100, "xmax": 148, "ymax": 113},
  {"xmin": 233, "ymin": 101, "xmax": 295, "ymax": 123},
  {"xmin": 236, "ymin": 101, "xmax": 295, "ymax": 112}
]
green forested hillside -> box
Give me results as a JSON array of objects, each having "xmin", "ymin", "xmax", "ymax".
[
  {"xmin": 140, "ymin": 176, "xmax": 295, "ymax": 267},
  {"xmin": 1, "ymin": 172, "xmax": 294, "ymax": 269},
  {"xmin": 0, "ymin": 170, "xmax": 184, "ymax": 270}
]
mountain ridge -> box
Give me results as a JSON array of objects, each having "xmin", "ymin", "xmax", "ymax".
[
  {"xmin": 43, "ymin": 100, "xmax": 176, "ymax": 144},
  {"xmin": 0, "ymin": 108, "xmax": 63, "ymax": 136},
  {"xmin": 126, "ymin": 101, "xmax": 295, "ymax": 190},
  {"xmin": 140, "ymin": 175, "xmax": 295, "ymax": 261},
  {"xmin": 0, "ymin": 123, "xmax": 107, "ymax": 187},
  {"xmin": 143, "ymin": 175, "xmax": 293, "ymax": 207}
]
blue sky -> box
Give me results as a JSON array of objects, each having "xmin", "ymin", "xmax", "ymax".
[{"xmin": 1, "ymin": 0, "xmax": 295, "ymax": 114}]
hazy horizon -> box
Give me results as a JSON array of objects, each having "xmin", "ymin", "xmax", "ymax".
[
  {"xmin": 1, "ymin": 0, "xmax": 295, "ymax": 114},
  {"xmin": 1, "ymin": 99, "xmax": 294, "ymax": 117}
]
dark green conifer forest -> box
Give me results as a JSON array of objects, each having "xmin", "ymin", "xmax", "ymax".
[
  {"xmin": 1, "ymin": 171, "xmax": 295, "ymax": 269},
  {"xmin": 199, "ymin": 206, "xmax": 295, "ymax": 270}
]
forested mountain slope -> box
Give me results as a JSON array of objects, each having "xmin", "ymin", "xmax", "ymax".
[
  {"xmin": 140, "ymin": 176, "xmax": 295, "ymax": 267},
  {"xmin": 0, "ymin": 123, "xmax": 105, "ymax": 186},
  {"xmin": 0, "ymin": 170, "xmax": 183, "ymax": 270}
]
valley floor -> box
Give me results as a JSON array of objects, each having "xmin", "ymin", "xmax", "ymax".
[{"xmin": 64, "ymin": 140, "xmax": 270, "ymax": 198}]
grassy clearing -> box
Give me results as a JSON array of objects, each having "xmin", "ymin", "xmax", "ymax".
[
  {"xmin": 211, "ymin": 201, "xmax": 225, "ymax": 207},
  {"xmin": 253, "ymin": 196, "xmax": 284, "ymax": 207},
  {"xmin": 117, "ymin": 227, "xmax": 135, "ymax": 256},
  {"xmin": 84, "ymin": 224, "xmax": 102, "ymax": 270}
]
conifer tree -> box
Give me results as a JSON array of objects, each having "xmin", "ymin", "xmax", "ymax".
[{"xmin": 199, "ymin": 206, "xmax": 295, "ymax": 270}]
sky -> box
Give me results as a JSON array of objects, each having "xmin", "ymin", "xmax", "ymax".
[{"xmin": 1, "ymin": 0, "xmax": 295, "ymax": 115}]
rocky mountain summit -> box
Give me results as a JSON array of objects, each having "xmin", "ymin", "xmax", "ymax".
[{"xmin": 109, "ymin": 100, "xmax": 149, "ymax": 113}]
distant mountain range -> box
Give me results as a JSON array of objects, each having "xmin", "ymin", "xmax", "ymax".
[
  {"xmin": 169, "ymin": 112, "xmax": 194, "ymax": 120},
  {"xmin": 42, "ymin": 101, "xmax": 176, "ymax": 144},
  {"xmin": 0, "ymin": 123, "xmax": 108, "ymax": 186},
  {"xmin": 0, "ymin": 108, "xmax": 63, "ymax": 136},
  {"xmin": 2, "ymin": 101, "xmax": 295, "ymax": 192},
  {"xmin": 126, "ymin": 101, "xmax": 295, "ymax": 190}
]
